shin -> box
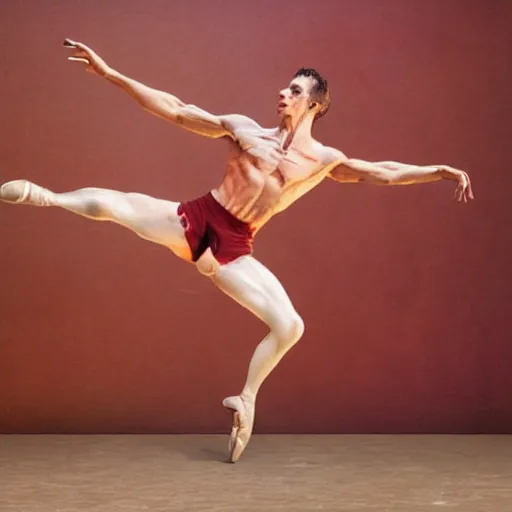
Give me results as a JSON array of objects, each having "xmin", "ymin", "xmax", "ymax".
[
  {"xmin": 241, "ymin": 312, "xmax": 304, "ymax": 400},
  {"xmin": 212, "ymin": 255, "xmax": 305, "ymax": 401}
]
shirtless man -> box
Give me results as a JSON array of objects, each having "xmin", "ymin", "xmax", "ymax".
[{"xmin": 0, "ymin": 40, "xmax": 474, "ymax": 463}]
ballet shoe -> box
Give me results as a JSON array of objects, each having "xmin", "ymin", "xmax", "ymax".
[
  {"xmin": 222, "ymin": 394, "xmax": 255, "ymax": 463},
  {"xmin": 0, "ymin": 180, "xmax": 54, "ymax": 206}
]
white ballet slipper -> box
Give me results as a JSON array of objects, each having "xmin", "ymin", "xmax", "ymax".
[
  {"xmin": 222, "ymin": 394, "xmax": 255, "ymax": 463},
  {"xmin": 0, "ymin": 180, "xmax": 54, "ymax": 206}
]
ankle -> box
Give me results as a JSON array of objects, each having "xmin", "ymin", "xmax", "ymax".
[
  {"xmin": 240, "ymin": 390, "xmax": 256, "ymax": 404},
  {"xmin": 40, "ymin": 188, "xmax": 57, "ymax": 207}
]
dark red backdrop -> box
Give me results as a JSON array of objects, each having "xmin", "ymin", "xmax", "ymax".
[{"xmin": 1, "ymin": 0, "xmax": 510, "ymax": 434}]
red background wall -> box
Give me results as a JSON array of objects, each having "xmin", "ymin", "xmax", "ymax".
[{"xmin": 1, "ymin": 0, "xmax": 510, "ymax": 434}]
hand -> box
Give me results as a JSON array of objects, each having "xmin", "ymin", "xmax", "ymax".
[
  {"xmin": 438, "ymin": 165, "xmax": 474, "ymax": 203},
  {"xmin": 63, "ymin": 38, "xmax": 112, "ymax": 78}
]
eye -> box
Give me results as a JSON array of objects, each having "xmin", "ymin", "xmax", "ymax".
[{"xmin": 292, "ymin": 89, "xmax": 301, "ymax": 96}]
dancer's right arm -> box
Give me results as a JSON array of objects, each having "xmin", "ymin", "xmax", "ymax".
[
  {"xmin": 64, "ymin": 39, "xmax": 249, "ymax": 139},
  {"xmin": 107, "ymin": 70, "xmax": 235, "ymax": 138}
]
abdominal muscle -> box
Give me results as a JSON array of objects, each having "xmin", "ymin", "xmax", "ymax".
[
  {"xmin": 210, "ymin": 136, "xmax": 330, "ymax": 232},
  {"xmin": 211, "ymin": 158, "xmax": 292, "ymax": 232}
]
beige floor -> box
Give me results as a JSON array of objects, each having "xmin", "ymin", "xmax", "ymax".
[{"xmin": 1, "ymin": 434, "xmax": 511, "ymax": 511}]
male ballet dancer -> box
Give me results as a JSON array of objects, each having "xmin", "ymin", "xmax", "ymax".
[{"xmin": 0, "ymin": 39, "xmax": 474, "ymax": 462}]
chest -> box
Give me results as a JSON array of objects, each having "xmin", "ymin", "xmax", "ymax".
[{"xmin": 236, "ymin": 131, "xmax": 324, "ymax": 184}]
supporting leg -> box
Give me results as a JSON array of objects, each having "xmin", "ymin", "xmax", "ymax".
[{"xmin": 211, "ymin": 255, "xmax": 305, "ymax": 462}]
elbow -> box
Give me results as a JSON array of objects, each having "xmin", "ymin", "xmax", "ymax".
[
  {"xmin": 145, "ymin": 93, "xmax": 183, "ymax": 114},
  {"xmin": 382, "ymin": 171, "xmax": 407, "ymax": 186},
  {"xmin": 372, "ymin": 173, "xmax": 394, "ymax": 186},
  {"xmin": 383, "ymin": 175, "xmax": 398, "ymax": 185}
]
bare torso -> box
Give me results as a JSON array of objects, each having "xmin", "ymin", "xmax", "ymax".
[{"xmin": 211, "ymin": 118, "xmax": 336, "ymax": 231}]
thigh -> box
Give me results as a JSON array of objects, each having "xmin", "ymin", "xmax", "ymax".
[
  {"xmin": 211, "ymin": 255, "xmax": 298, "ymax": 328},
  {"xmin": 124, "ymin": 192, "xmax": 191, "ymax": 260}
]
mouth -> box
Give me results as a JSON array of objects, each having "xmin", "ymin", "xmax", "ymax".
[{"xmin": 277, "ymin": 102, "xmax": 287, "ymax": 111}]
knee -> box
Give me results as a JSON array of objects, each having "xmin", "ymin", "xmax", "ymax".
[
  {"xmin": 83, "ymin": 198, "xmax": 104, "ymax": 218},
  {"xmin": 291, "ymin": 313, "xmax": 305, "ymax": 342},
  {"xmin": 89, "ymin": 193, "xmax": 135, "ymax": 221},
  {"xmin": 78, "ymin": 189, "xmax": 109, "ymax": 218},
  {"xmin": 276, "ymin": 311, "xmax": 305, "ymax": 348}
]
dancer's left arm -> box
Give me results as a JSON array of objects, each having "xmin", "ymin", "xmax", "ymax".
[{"xmin": 327, "ymin": 150, "xmax": 474, "ymax": 202}]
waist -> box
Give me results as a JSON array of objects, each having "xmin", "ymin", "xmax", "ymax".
[
  {"xmin": 208, "ymin": 189, "xmax": 258, "ymax": 229},
  {"xmin": 180, "ymin": 190, "xmax": 256, "ymax": 235}
]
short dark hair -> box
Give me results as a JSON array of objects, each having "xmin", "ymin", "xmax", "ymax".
[{"xmin": 294, "ymin": 68, "xmax": 331, "ymax": 121}]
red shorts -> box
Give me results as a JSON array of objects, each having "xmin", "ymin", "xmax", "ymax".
[{"xmin": 177, "ymin": 192, "xmax": 255, "ymax": 264}]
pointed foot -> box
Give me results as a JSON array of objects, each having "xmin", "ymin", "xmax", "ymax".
[
  {"xmin": 0, "ymin": 180, "xmax": 54, "ymax": 206},
  {"xmin": 222, "ymin": 395, "xmax": 255, "ymax": 463}
]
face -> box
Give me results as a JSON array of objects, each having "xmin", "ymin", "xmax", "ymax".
[{"xmin": 277, "ymin": 75, "xmax": 316, "ymax": 120}]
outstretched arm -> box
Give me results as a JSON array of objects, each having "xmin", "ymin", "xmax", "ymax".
[
  {"xmin": 328, "ymin": 151, "xmax": 474, "ymax": 203},
  {"xmin": 63, "ymin": 39, "xmax": 248, "ymax": 139}
]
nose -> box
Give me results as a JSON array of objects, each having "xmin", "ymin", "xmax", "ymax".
[{"xmin": 279, "ymin": 90, "xmax": 288, "ymax": 99}]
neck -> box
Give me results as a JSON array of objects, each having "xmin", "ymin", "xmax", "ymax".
[{"xmin": 278, "ymin": 113, "xmax": 314, "ymax": 150}]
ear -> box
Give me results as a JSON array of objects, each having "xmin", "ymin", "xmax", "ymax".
[{"xmin": 309, "ymin": 102, "xmax": 318, "ymax": 109}]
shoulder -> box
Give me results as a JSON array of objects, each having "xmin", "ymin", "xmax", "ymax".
[
  {"xmin": 220, "ymin": 115, "xmax": 273, "ymax": 149},
  {"xmin": 219, "ymin": 114, "xmax": 262, "ymax": 133},
  {"xmin": 314, "ymin": 143, "xmax": 349, "ymax": 170}
]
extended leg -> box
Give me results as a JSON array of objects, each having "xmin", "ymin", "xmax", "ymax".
[
  {"xmin": 210, "ymin": 255, "xmax": 305, "ymax": 462},
  {"xmin": 0, "ymin": 179, "xmax": 191, "ymax": 258}
]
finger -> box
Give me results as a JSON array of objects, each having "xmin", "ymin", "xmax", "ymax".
[
  {"xmin": 68, "ymin": 57, "xmax": 90, "ymax": 64},
  {"xmin": 65, "ymin": 40, "xmax": 90, "ymax": 52},
  {"xmin": 467, "ymin": 182, "xmax": 475, "ymax": 200},
  {"xmin": 63, "ymin": 38, "xmax": 78, "ymax": 48},
  {"xmin": 463, "ymin": 172, "xmax": 472, "ymax": 188},
  {"xmin": 73, "ymin": 42, "xmax": 91, "ymax": 52}
]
